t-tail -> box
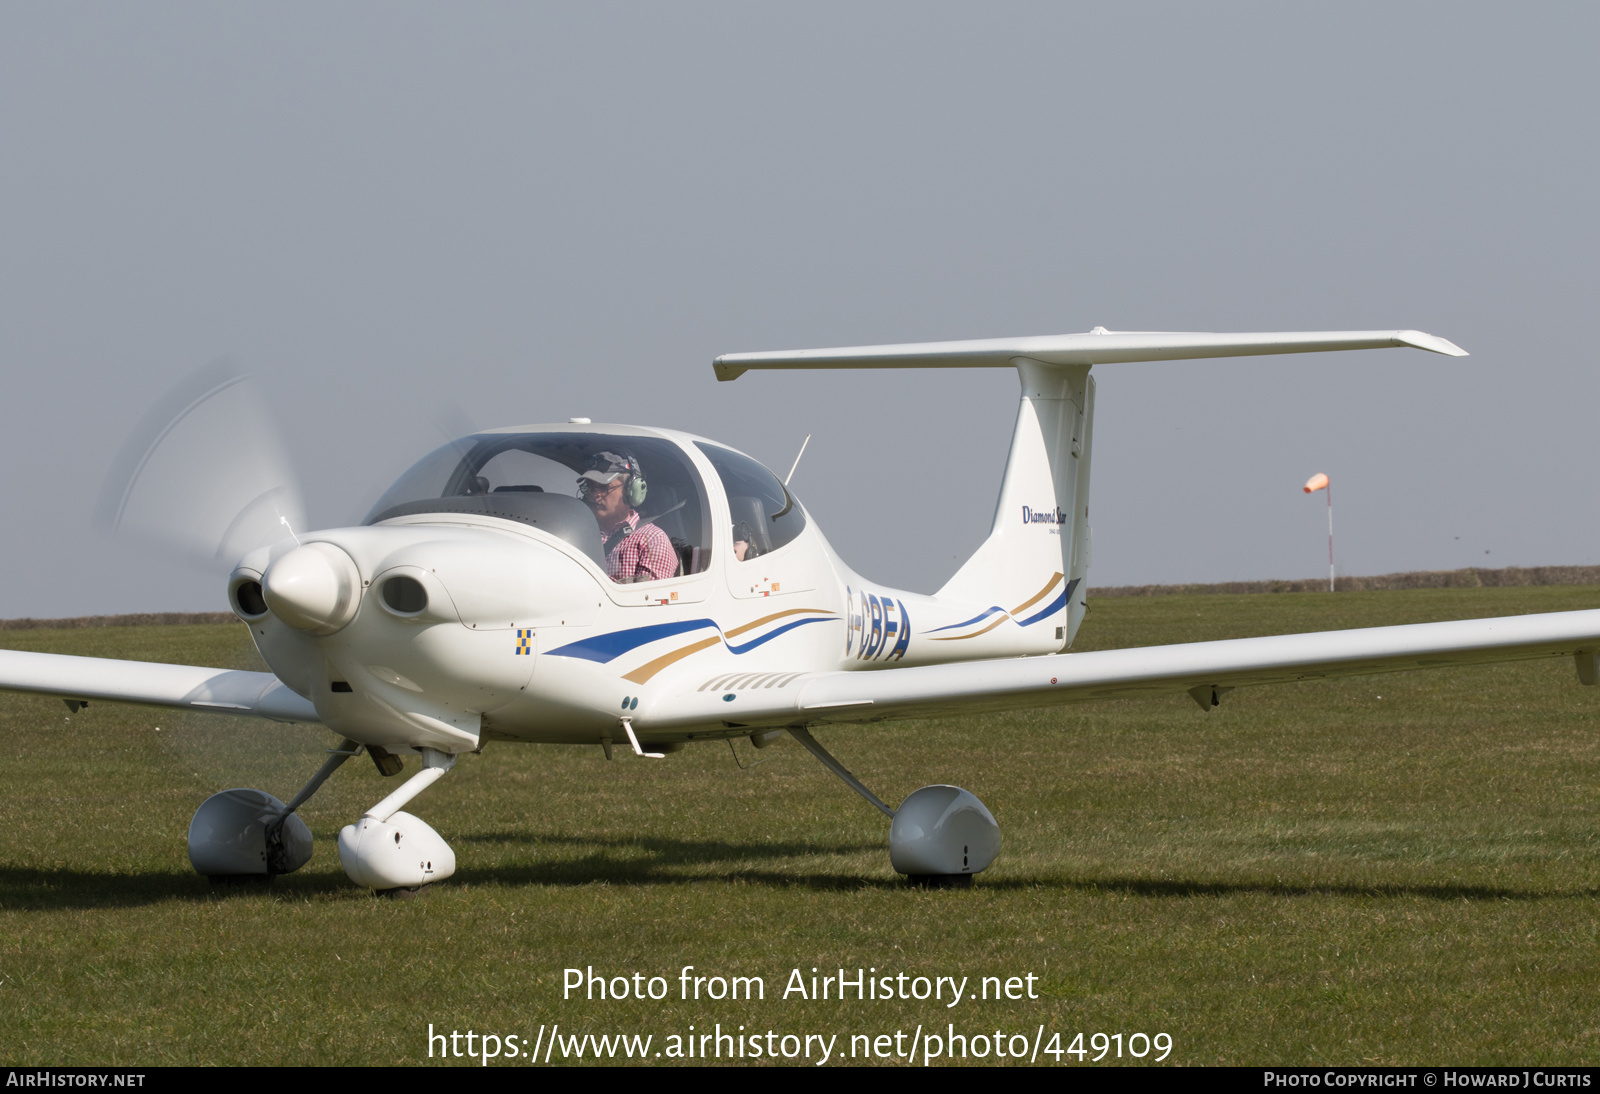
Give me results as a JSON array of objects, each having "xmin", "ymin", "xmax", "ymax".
[{"xmin": 715, "ymin": 327, "xmax": 1468, "ymax": 653}]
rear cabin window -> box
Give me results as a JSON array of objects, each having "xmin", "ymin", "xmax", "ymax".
[{"xmin": 694, "ymin": 442, "xmax": 807, "ymax": 560}]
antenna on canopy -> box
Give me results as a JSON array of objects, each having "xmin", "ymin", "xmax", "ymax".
[
  {"xmin": 433, "ymin": 403, "xmax": 480, "ymax": 462},
  {"xmin": 785, "ymin": 434, "xmax": 812, "ymax": 486}
]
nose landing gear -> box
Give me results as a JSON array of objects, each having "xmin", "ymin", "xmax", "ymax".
[
  {"xmin": 336, "ymin": 811, "xmax": 455, "ymax": 892},
  {"xmin": 336, "ymin": 748, "xmax": 458, "ymax": 892}
]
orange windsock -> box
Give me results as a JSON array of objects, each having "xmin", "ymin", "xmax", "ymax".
[{"xmin": 1303, "ymin": 473, "xmax": 1329, "ymax": 494}]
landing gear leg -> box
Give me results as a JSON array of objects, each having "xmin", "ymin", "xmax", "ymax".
[
  {"xmin": 786, "ymin": 727, "xmax": 1002, "ymax": 883},
  {"xmin": 188, "ymin": 738, "xmax": 362, "ymax": 880},
  {"xmin": 787, "ymin": 728, "xmax": 895, "ymax": 817},
  {"xmin": 336, "ymin": 748, "xmax": 459, "ymax": 891}
]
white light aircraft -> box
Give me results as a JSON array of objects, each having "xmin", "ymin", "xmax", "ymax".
[{"xmin": 6, "ymin": 328, "xmax": 1597, "ymax": 892}]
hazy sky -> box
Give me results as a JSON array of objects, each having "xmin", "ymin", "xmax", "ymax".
[{"xmin": 2, "ymin": 3, "xmax": 1596, "ymax": 617}]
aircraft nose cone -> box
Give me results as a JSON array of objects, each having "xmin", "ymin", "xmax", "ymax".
[{"xmin": 262, "ymin": 543, "xmax": 362, "ymax": 634}]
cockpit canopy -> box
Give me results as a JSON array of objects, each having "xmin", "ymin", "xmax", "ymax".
[
  {"xmin": 364, "ymin": 431, "xmax": 714, "ymax": 575},
  {"xmin": 363, "ymin": 429, "xmax": 809, "ymax": 581}
]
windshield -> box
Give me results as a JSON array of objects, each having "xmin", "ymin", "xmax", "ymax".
[{"xmin": 365, "ymin": 432, "xmax": 713, "ymax": 579}]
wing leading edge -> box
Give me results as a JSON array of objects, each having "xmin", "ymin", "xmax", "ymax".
[
  {"xmin": 0, "ymin": 649, "xmax": 319, "ymax": 723},
  {"xmin": 650, "ymin": 609, "xmax": 1600, "ymax": 730}
]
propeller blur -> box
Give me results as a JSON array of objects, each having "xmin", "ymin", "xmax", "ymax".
[{"xmin": 94, "ymin": 360, "xmax": 305, "ymax": 569}]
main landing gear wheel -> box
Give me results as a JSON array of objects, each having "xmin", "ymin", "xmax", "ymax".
[
  {"xmin": 188, "ymin": 788, "xmax": 312, "ymax": 880},
  {"xmin": 889, "ymin": 785, "xmax": 1001, "ymax": 883},
  {"xmin": 786, "ymin": 729, "xmax": 1001, "ymax": 884},
  {"xmin": 186, "ymin": 739, "xmax": 364, "ymax": 882}
]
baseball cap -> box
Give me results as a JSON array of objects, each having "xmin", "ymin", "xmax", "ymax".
[{"xmin": 577, "ymin": 450, "xmax": 636, "ymax": 486}]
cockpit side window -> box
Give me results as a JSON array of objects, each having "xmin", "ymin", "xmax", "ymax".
[
  {"xmin": 693, "ymin": 442, "xmax": 807, "ymax": 561},
  {"xmin": 365, "ymin": 432, "xmax": 713, "ymax": 580}
]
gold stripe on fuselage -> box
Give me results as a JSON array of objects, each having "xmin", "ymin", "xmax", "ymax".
[
  {"xmin": 624, "ymin": 636, "xmax": 722, "ymax": 684},
  {"xmin": 1009, "ymin": 572, "xmax": 1064, "ymax": 617},
  {"xmin": 725, "ymin": 606, "xmax": 835, "ymax": 638},
  {"xmin": 622, "ymin": 607, "xmax": 836, "ymax": 684}
]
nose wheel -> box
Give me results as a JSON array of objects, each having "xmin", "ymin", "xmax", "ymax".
[
  {"xmin": 786, "ymin": 728, "xmax": 1001, "ymax": 882},
  {"xmin": 336, "ymin": 748, "xmax": 459, "ymax": 891}
]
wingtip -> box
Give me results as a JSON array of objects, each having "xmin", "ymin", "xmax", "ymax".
[
  {"xmin": 712, "ymin": 356, "xmax": 748, "ymax": 381},
  {"xmin": 1395, "ymin": 330, "xmax": 1469, "ymax": 357}
]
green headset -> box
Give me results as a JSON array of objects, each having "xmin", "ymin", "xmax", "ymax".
[{"xmin": 620, "ymin": 454, "xmax": 648, "ymax": 507}]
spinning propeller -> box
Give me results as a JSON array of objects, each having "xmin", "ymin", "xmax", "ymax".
[{"xmin": 94, "ymin": 360, "xmax": 306, "ymax": 573}]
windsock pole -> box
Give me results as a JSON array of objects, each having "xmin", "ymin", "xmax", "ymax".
[
  {"xmin": 1325, "ymin": 483, "xmax": 1334, "ymax": 592},
  {"xmin": 1303, "ymin": 473, "xmax": 1333, "ymax": 592}
]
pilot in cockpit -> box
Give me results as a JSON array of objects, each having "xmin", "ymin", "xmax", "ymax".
[{"xmin": 578, "ymin": 450, "xmax": 677, "ymax": 584}]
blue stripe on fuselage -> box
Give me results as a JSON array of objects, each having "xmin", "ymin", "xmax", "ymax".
[
  {"xmin": 1018, "ymin": 578, "xmax": 1080, "ymax": 627},
  {"xmin": 925, "ymin": 606, "xmax": 1007, "ymax": 634},
  {"xmin": 547, "ymin": 614, "xmax": 839, "ymax": 664},
  {"xmin": 547, "ymin": 619, "xmax": 717, "ymax": 663}
]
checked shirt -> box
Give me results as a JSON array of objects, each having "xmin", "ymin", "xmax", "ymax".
[{"xmin": 604, "ymin": 511, "xmax": 678, "ymax": 584}]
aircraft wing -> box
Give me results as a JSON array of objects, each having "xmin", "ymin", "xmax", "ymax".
[
  {"xmin": 0, "ymin": 649, "xmax": 320, "ymax": 723},
  {"xmin": 713, "ymin": 329, "xmax": 1468, "ymax": 380},
  {"xmin": 651, "ymin": 609, "xmax": 1600, "ymax": 729}
]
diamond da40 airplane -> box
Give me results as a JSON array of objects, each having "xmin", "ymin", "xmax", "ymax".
[{"xmin": 6, "ymin": 328, "xmax": 1598, "ymax": 891}]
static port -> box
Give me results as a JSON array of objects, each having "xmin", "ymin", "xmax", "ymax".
[
  {"xmin": 235, "ymin": 580, "xmax": 267, "ymax": 617},
  {"xmin": 381, "ymin": 575, "xmax": 428, "ymax": 614}
]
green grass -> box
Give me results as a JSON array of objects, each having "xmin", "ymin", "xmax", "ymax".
[{"xmin": 4, "ymin": 585, "xmax": 1600, "ymax": 1065}]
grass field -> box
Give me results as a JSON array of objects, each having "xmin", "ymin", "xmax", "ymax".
[{"xmin": 4, "ymin": 585, "xmax": 1600, "ymax": 1066}]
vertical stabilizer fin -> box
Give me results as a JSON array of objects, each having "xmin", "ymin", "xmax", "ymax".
[{"xmin": 936, "ymin": 359, "xmax": 1092, "ymax": 649}]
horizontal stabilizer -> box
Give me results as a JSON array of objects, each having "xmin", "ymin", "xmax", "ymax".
[
  {"xmin": 0, "ymin": 649, "xmax": 319, "ymax": 723},
  {"xmin": 714, "ymin": 329, "xmax": 1467, "ymax": 380}
]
